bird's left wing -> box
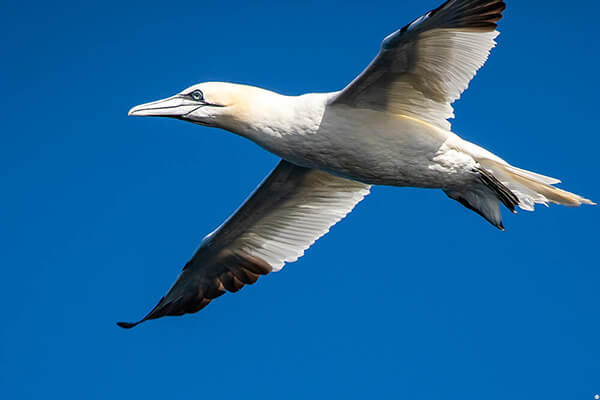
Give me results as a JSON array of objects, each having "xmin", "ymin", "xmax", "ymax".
[
  {"xmin": 117, "ymin": 160, "xmax": 370, "ymax": 328},
  {"xmin": 332, "ymin": 0, "xmax": 506, "ymax": 130}
]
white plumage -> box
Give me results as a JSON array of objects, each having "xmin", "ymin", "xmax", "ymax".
[
  {"xmin": 119, "ymin": 0, "xmax": 593, "ymax": 328},
  {"xmin": 224, "ymin": 165, "xmax": 370, "ymax": 272}
]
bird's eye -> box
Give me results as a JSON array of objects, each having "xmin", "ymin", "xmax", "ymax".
[{"xmin": 191, "ymin": 90, "xmax": 204, "ymax": 101}]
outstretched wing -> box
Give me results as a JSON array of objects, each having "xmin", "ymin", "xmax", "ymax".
[
  {"xmin": 332, "ymin": 0, "xmax": 506, "ymax": 130},
  {"xmin": 118, "ymin": 160, "xmax": 370, "ymax": 328}
]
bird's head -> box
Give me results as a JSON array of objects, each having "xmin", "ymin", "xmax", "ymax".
[{"xmin": 128, "ymin": 82, "xmax": 258, "ymax": 130}]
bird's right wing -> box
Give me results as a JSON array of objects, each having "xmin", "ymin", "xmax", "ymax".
[
  {"xmin": 332, "ymin": 0, "xmax": 506, "ymax": 130},
  {"xmin": 118, "ymin": 160, "xmax": 370, "ymax": 328}
]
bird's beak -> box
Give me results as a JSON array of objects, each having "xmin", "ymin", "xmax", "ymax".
[{"xmin": 128, "ymin": 95, "xmax": 201, "ymax": 118}]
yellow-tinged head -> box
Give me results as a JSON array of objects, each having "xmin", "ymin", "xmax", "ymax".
[{"xmin": 128, "ymin": 82, "xmax": 265, "ymax": 131}]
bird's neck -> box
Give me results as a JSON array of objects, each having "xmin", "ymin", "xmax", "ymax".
[{"xmin": 221, "ymin": 88, "xmax": 333, "ymax": 142}]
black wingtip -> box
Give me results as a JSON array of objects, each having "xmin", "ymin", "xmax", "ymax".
[
  {"xmin": 116, "ymin": 296, "xmax": 167, "ymax": 329},
  {"xmin": 116, "ymin": 321, "xmax": 141, "ymax": 329}
]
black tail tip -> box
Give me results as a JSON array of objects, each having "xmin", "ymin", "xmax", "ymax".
[{"xmin": 116, "ymin": 321, "xmax": 139, "ymax": 329}]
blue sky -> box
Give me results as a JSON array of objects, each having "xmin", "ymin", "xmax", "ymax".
[{"xmin": 1, "ymin": 0, "xmax": 599, "ymax": 398}]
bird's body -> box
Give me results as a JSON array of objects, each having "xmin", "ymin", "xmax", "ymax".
[
  {"xmin": 201, "ymin": 84, "xmax": 487, "ymax": 189},
  {"xmin": 221, "ymin": 84, "xmax": 478, "ymax": 188},
  {"xmin": 119, "ymin": 0, "xmax": 594, "ymax": 328}
]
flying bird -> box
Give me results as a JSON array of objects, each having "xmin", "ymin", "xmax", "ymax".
[{"xmin": 119, "ymin": 0, "xmax": 594, "ymax": 328}]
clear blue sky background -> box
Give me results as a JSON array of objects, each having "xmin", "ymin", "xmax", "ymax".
[{"xmin": 1, "ymin": 0, "xmax": 598, "ymax": 398}]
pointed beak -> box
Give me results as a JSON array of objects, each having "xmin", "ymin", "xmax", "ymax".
[{"xmin": 128, "ymin": 95, "xmax": 200, "ymax": 118}]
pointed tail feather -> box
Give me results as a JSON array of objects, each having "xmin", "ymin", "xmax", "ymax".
[
  {"xmin": 478, "ymin": 159, "xmax": 595, "ymax": 211},
  {"xmin": 446, "ymin": 159, "xmax": 594, "ymax": 230}
]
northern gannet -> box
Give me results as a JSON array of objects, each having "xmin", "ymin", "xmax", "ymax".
[{"xmin": 119, "ymin": 0, "xmax": 594, "ymax": 328}]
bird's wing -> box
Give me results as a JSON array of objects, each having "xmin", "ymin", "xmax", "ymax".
[
  {"xmin": 117, "ymin": 160, "xmax": 370, "ymax": 328},
  {"xmin": 332, "ymin": 0, "xmax": 506, "ymax": 130}
]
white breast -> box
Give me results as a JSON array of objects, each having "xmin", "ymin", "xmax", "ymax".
[{"xmin": 236, "ymin": 92, "xmax": 477, "ymax": 188}]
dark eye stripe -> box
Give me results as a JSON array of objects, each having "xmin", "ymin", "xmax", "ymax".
[{"xmin": 180, "ymin": 89, "xmax": 224, "ymax": 108}]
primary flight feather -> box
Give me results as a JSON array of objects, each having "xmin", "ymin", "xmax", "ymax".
[{"xmin": 119, "ymin": 0, "xmax": 593, "ymax": 328}]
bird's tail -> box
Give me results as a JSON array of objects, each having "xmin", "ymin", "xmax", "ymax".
[{"xmin": 445, "ymin": 158, "xmax": 595, "ymax": 230}]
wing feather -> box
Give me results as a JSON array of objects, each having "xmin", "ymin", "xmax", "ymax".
[
  {"xmin": 117, "ymin": 160, "xmax": 370, "ymax": 328},
  {"xmin": 333, "ymin": 0, "xmax": 506, "ymax": 130}
]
